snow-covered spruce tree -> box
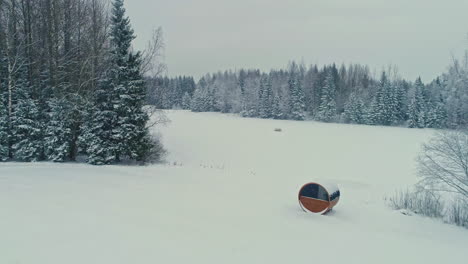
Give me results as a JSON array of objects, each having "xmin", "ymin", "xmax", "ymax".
[
  {"xmin": 258, "ymin": 76, "xmax": 273, "ymax": 119},
  {"xmin": 316, "ymin": 72, "xmax": 337, "ymax": 122},
  {"xmin": 426, "ymin": 104, "xmax": 446, "ymax": 129},
  {"xmin": 81, "ymin": 0, "xmax": 156, "ymax": 164},
  {"xmin": 343, "ymin": 92, "xmax": 366, "ymax": 124},
  {"xmin": 387, "ymin": 83, "xmax": 403, "ymax": 125},
  {"xmin": 108, "ymin": 0, "xmax": 154, "ymax": 162},
  {"xmin": 206, "ymin": 87, "xmax": 220, "ymax": 112},
  {"xmin": 438, "ymin": 60, "xmax": 468, "ymax": 129},
  {"xmin": 190, "ymin": 87, "xmax": 206, "ymax": 112},
  {"xmin": 426, "ymin": 96, "xmax": 447, "ymax": 129},
  {"xmin": 367, "ymin": 72, "xmax": 398, "ymax": 126},
  {"xmin": 408, "ymin": 77, "xmax": 427, "ymax": 128},
  {"xmin": 264, "ymin": 78, "xmax": 273, "ymax": 118},
  {"xmin": 181, "ymin": 92, "xmax": 192, "ymax": 110},
  {"xmin": 423, "ymin": 80, "xmax": 446, "ymax": 129},
  {"xmin": 257, "ymin": 77, "xmax": 266, "ymax": 118},
  {"xmin": 240, "ymin": 76, "xmax": 260, "ymax": 118},
  {"xmin": 44, "ymin": 98, "xmax": 73, "ymax": 162},
  {"xmin": 114, "ymin": 52, "xmax": 152, "ymax": 161},
  {"xmin": 80, "ymin": 75, "xmax": 118, "ymax": 164},
  {"xmin": 394, "ymin": 82, "xmax": 408, "ymax": 123},
  {"xmin": 11, "ymin": 79, "xmax": 44, "ymax": 162},
  {"xmin": 0, "ymin": 95, "xmax": 9, "ymax": 161},
  {"xmin": 169, "ymin": 79, "xmax": 180, "ymax": 108},
  {"xmin": 288, "ymin": 74, "xmax": 306, "ymax": 120},
  {"xmin": 80, "ymin": 1, "xmax": 131, "ymax": 164},
  {"xmin": 365, "ymin": 96, "xmax": 379, "ymax": 125},
  {"xmin": 272, "ymin": 94, "xmax": 284, "ymax": 119}
]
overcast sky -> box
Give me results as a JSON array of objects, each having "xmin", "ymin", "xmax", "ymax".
[{"xmin": 125, "ymin": 0, "xmax": 468, "ymax": 82}]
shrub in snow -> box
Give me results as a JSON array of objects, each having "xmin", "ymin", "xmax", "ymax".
[
  {"xmin": 389, "ymin": 190, "xmax": 468, "ymax": 229},
  {"xmin": 146, "ymin": 134, "xmax": 166, "ymax": 163},
  {"xmin": 387, "ymin": 189, "xmax": 444, "ymax": 219},
  {"xmin": 448, "ymin": 198, "xmax": 468, "ymax": 228}
]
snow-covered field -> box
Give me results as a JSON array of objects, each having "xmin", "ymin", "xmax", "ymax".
[{"xmin": 1, "ymin": 110, "xmax": 467, "ymax": 264}]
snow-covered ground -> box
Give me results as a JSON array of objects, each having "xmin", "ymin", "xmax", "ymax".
[{"xmin": 1, "ymin": 110, "xmax": 467, "ymax": 264}]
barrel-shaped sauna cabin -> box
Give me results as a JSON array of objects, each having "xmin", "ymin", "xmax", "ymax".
[{"xmin": 298, "ymin": 182, "xmax": 340, "ymax": 214}]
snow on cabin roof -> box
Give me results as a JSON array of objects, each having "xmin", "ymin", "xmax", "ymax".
[{"xmin": 316, "ymin": 180, "xmax": 339, "ymax": 195}]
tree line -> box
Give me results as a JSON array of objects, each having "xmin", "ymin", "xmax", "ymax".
[
  {"xmin": 149, "ymin": 61, "xmax": 467, "ymax": 129},
  {"xmin": 0, "ymin": 0, "xmax": 161, "ymax": 164}
]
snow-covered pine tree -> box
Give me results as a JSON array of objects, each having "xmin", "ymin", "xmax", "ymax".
[
  {"xmin": 288, "ymin": 74, "xmax": 305, "ymax": 120},
  {"xmin": 343, "ymin": 92, "xmax": 366, "ymax": 124},
  {"xmin": 258, "ymin": 77, "xmax": 265, "ymax": 118},
  {"xmin": 365, "ymin": 96, "xmax": 379, "ymax": 125},
  {"xmin": 80, "ymin": 74, "xmax": 117, "ymax": 165},
  {"xmin": 394, "ymin": 82, "xmax": 407, "ymax": 122},
  {"xmin": 443, "ymin": 61, "xmax": 468, "ymax": 128},
  {"xmin": 240, "ymin": 73, "xmax": 260, "ymax": 118},
  {"xmin": 206, "ymin": 87, "xmax": 219, "ymax": 112},
  {"xmin": 368, "ymin": 72, "xmax": 394, "ymax": 126},
  {"xmin": 258, "ymin": 76, "xmax": 273, "ymax": 119},
  {"xmin": 109, "ymin": 0, "xmax": 153, "ymax": 162},
  {"xmin": 408, "ymin": 77, "xmax": 426, "ymax": 128},
  {"xmin": 190, "ymin": 88, "xmax": 206, "ymax": 112},
  {"xmin": 0, "ymin": 94, "xmax": 9, "ymax": 161},
  {"xmin": 425, "ymin": 95, "xmax": 447, "ymax": 129},
  {"xmin": 316, "ymin": 72, "xmax": 337, "ymax": 122},
  {"xmin": 264, "ymin": 78, "xmax": 273, "ymax": 118},
  {"xmin": 272, "ymin": 94, "xmax": 284, "ymax": 119},
  {"xmin": 386, "ymin": 83, "xmax": 401, "ymax": 125},
  {"xmin": 121, "ymin": 53, "xmax": 154, "ymax": 161},
  {"xmin": 181, "ymin": 92, "xmax": 192, "ymax": 110},
  {"xmin": 408, "ymin": 97, "xmax": 418, "ymax": 128},
  {"xmin": 44, "ymin": 97, "xmax": 73, "ymax": 162},
  {"xmin": 80, "ymin": 0, "xmax": 136, "ymax": 164},
  {"xmin": 171, "ymin": 78, "xmax": 182, "ymax": 108},
  {"xmin": 11, "ymin": 79, "xmax": 44, "ymax": 162}
]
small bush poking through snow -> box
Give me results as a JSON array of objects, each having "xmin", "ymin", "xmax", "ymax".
[
  {"xmin": 387, "ymin": 189, "xmax": 468, "ymax": 228},
  {"xmin": 448, "ymin": 198, "xmax": 468, "ymax": 228},
  {"xmin": 145, "ymin": 134, "xmax": 167, "ymax": 163},
  {"xmin": 274, "ymin": 128, "xmax": 282, "ymax": 132},
  {"xmin": 387, "ymin": 189, "xmax": 445, "ymax": 219}
]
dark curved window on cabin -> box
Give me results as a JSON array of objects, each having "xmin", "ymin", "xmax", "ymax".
[
  {"xmin": 330, "ymin": 190, "xmax": 340, "ymax": 201},
  {"xmin": 300, "ymin": 184, "xmax": 329, "ymax": 201}
]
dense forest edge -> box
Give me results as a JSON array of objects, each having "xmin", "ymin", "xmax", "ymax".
[
  {"xmin": 0, "ymin": 0, "xmax": 163, "ymax": 164},
  {"xmin": 149, "ymin": 61, "xmax": 467, "ymax": 129}
]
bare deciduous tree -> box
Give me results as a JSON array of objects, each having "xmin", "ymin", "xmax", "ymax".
[
  {"xmin": 140, "ymin": 27, "xmax": 169, "ymax": 128},
  {"xmin": 141, "ymin": 27, "xmax": 166, "ymax": 77},
  {"xmin": 417, "ymin": 130, "xmax": 468, "ymax": 198}
]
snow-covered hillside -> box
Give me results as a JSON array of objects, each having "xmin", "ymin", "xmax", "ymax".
[{"xmin": 1, "ymin": 110, "xmax": 467, "ymax": 264}]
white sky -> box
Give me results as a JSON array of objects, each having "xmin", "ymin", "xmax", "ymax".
[{"xmin": 125, "ymin": 0, "xmax": 468, "ymax": 81}]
